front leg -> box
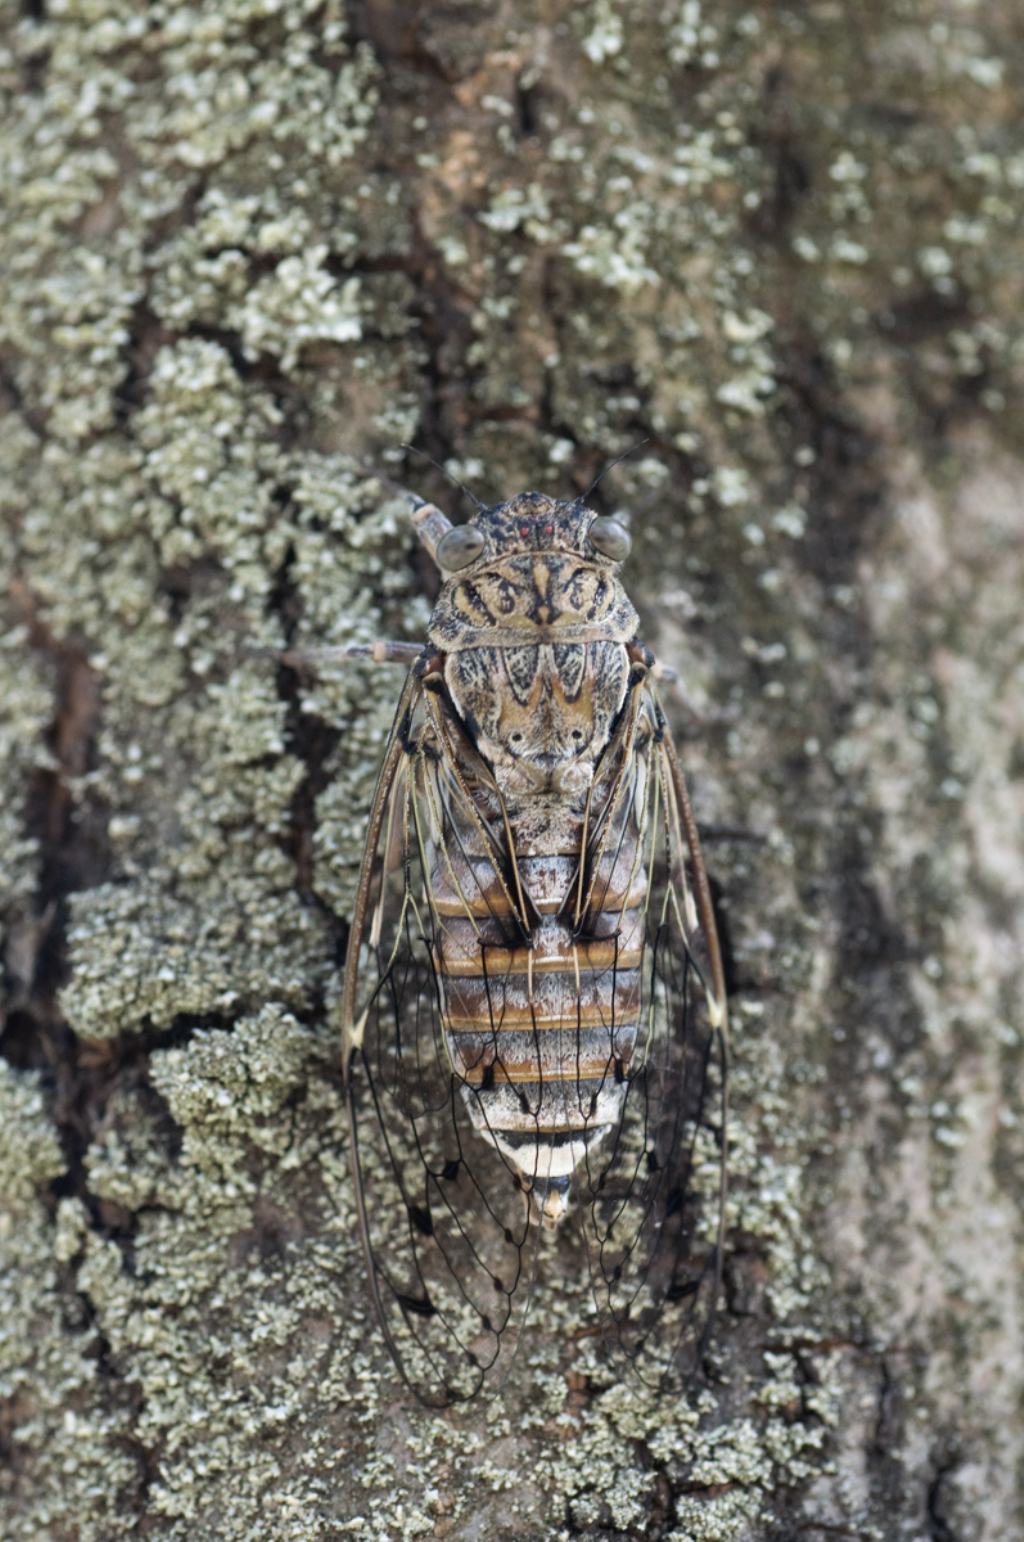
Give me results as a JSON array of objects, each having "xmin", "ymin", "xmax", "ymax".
[
  {"xmin": 281, "ymin": 640, "xmax": 425, "ymax": 670},
  {"xmin": 627, "ymin": 639, "xmax": 705, "ymax": 720}
]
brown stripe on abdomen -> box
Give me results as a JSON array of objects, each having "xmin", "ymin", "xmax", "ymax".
[
  {"xmin": 429, "ymin": 835, "xmax": 647, "ymax": 1197},
  {"xmin": 444, "ymin": 965, "xmax": 641, "ymax": 1031},
  {"xmin": 435, "ymin": 911, "xmax": 644, "ymax": 1120},
  {"xmin": 438, "ymin": 908, "xmax": 644, "ymax": 978},
  {"xmin": 431, "ymin": 845, "xmax": 646, "ymax": 918}
]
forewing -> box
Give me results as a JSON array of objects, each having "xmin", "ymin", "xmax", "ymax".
[
  {"xmin": 342, "ymin": 676, "xmax": 538, "ymax": 1406},
  {"xmin": 575, "ymin": 688, "xmax": 728, "ymax": 1388}
]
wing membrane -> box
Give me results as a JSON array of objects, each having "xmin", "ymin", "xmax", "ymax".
[
  {"xmin": 573, "ymin": 683, "xmax": 729, "ymax": 1387},
  {"xmin": 342, "ymin": 676, "xmax": 539, "ymax": 1406},
  {"xmin": 342, "ymin": 671, "xmax": 728, "ymax": 1402}
]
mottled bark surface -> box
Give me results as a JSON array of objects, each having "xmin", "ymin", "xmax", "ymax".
[{"xmin": 1, "ymin": 1, "xmax": 1022, "ymax": 1538}]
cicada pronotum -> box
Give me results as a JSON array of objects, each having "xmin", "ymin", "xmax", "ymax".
[{"xmin": 333, "ymin": 483, "xmax": 729, "ymax": 1406}]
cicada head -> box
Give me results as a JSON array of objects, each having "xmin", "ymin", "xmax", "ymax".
[{"xmin": 434, "ymin": 491, "xmax": 631, "ymax": 574}]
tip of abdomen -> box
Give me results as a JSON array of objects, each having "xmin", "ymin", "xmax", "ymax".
[
  {"xmin": 485, "ymin": 1124, "xmax": 616, "ymax": 1228},
  {"xmin": 530, "ymin": 1175, "xmax": 572, "ymax": 1229}
]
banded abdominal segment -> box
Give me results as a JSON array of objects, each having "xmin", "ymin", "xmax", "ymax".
[
  {"xmin": 430, "ymin": 839, "xmax": 649, "ymax": 1227},
  {"xmin": 423, "ymin": 621, "xmax": 652, "ymax": 1227}
]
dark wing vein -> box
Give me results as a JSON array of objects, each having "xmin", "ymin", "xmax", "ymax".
[
  {"xmin": 342, "ymin": 676, "xmax": 540, "ymax": 1405},
  {"xmin": 575, "ymin": 681, "xmax": 729, "ymax": 1388}
]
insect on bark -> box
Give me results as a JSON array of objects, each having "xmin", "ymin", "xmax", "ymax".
[{"xmin": 335, "ymin": 483, "xmax": 729, "ymax": 1406}]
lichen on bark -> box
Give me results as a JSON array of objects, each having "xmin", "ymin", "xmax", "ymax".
[{"xmin": 1, "ymin": 0, "xmax": 1022, "ymax": 1537}]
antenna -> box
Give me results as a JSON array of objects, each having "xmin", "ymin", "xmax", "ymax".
[
  {"xmin": 579, "ymin": 437, "xmax": 651, "ymax": 504},
  {"xmin": 401, "ymin": 444, "xmax": 486, "ymax": 512}
]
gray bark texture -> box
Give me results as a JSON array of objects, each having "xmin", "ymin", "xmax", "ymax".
[{"xmin": 1, "ymin": 1, "xmax": 1022, "ymax": 1537}]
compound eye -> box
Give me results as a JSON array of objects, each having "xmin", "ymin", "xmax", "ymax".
[
  {"xmin": 589, "ymin": 516, "xmax": 632, "ymax": 561},
  {"xmin": 436, "ymin": 524, "xmax": 486, "ymax": 571}
]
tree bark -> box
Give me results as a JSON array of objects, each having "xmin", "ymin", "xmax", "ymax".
[{"xmin": 1, "ymin": 2, "xmax": 1022, "ymax": 1537}]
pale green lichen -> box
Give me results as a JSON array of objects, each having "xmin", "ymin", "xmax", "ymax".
[
  {"xmin": 0, "ymin": 626, "xmax": 53, "ymax": 965},
  {"xmin": 0, "ymin": 1064, "xmax": 66, "ymax": 1210},
  {"xmin": 0, "ymin": 1071, "xmax": 139, "ymax": 1541}
]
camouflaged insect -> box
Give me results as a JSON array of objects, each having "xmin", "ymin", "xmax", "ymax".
[{"xmin": 338, "ymin": 486, "xmax": 729, "ymax": 1406}]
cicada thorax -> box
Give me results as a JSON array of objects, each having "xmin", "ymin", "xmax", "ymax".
[
  {"xmin": 421, "ymin": 543, "xmax": 656, "ymax": 1227},
  {"xmin": 431, "ymin": 544, "xmax": 639, "ymax": 810}
]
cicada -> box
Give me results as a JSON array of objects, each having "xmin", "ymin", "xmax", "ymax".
[{"xmin": 337, "ymin": 485, "xmax": 729, "ymax": 1406}]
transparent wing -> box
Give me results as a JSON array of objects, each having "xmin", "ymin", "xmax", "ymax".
[
  {"xmin": 341, "ymin": 675, "xmax": 540, "ymax": 1407},
  {"xmin": 573, "ymin": 684, "xmax": 729, "ymax": 1389},
  {"xmin": 342, "ymin": 670, "xmax": 728, "ymax": 1402}
]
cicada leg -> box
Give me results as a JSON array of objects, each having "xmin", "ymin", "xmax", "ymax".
[
  {"xmin": 627, "ymin": 641, "xmax": 708, "ymax": 723},
  {"xmin": 281, "ymin": 640, "xmax": 425, "ymax": 670}
]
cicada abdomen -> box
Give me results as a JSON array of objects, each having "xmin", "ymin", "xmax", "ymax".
[{"xmin": 340, "ymin": 488, "xmax": 728, "ymax": 1405}]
